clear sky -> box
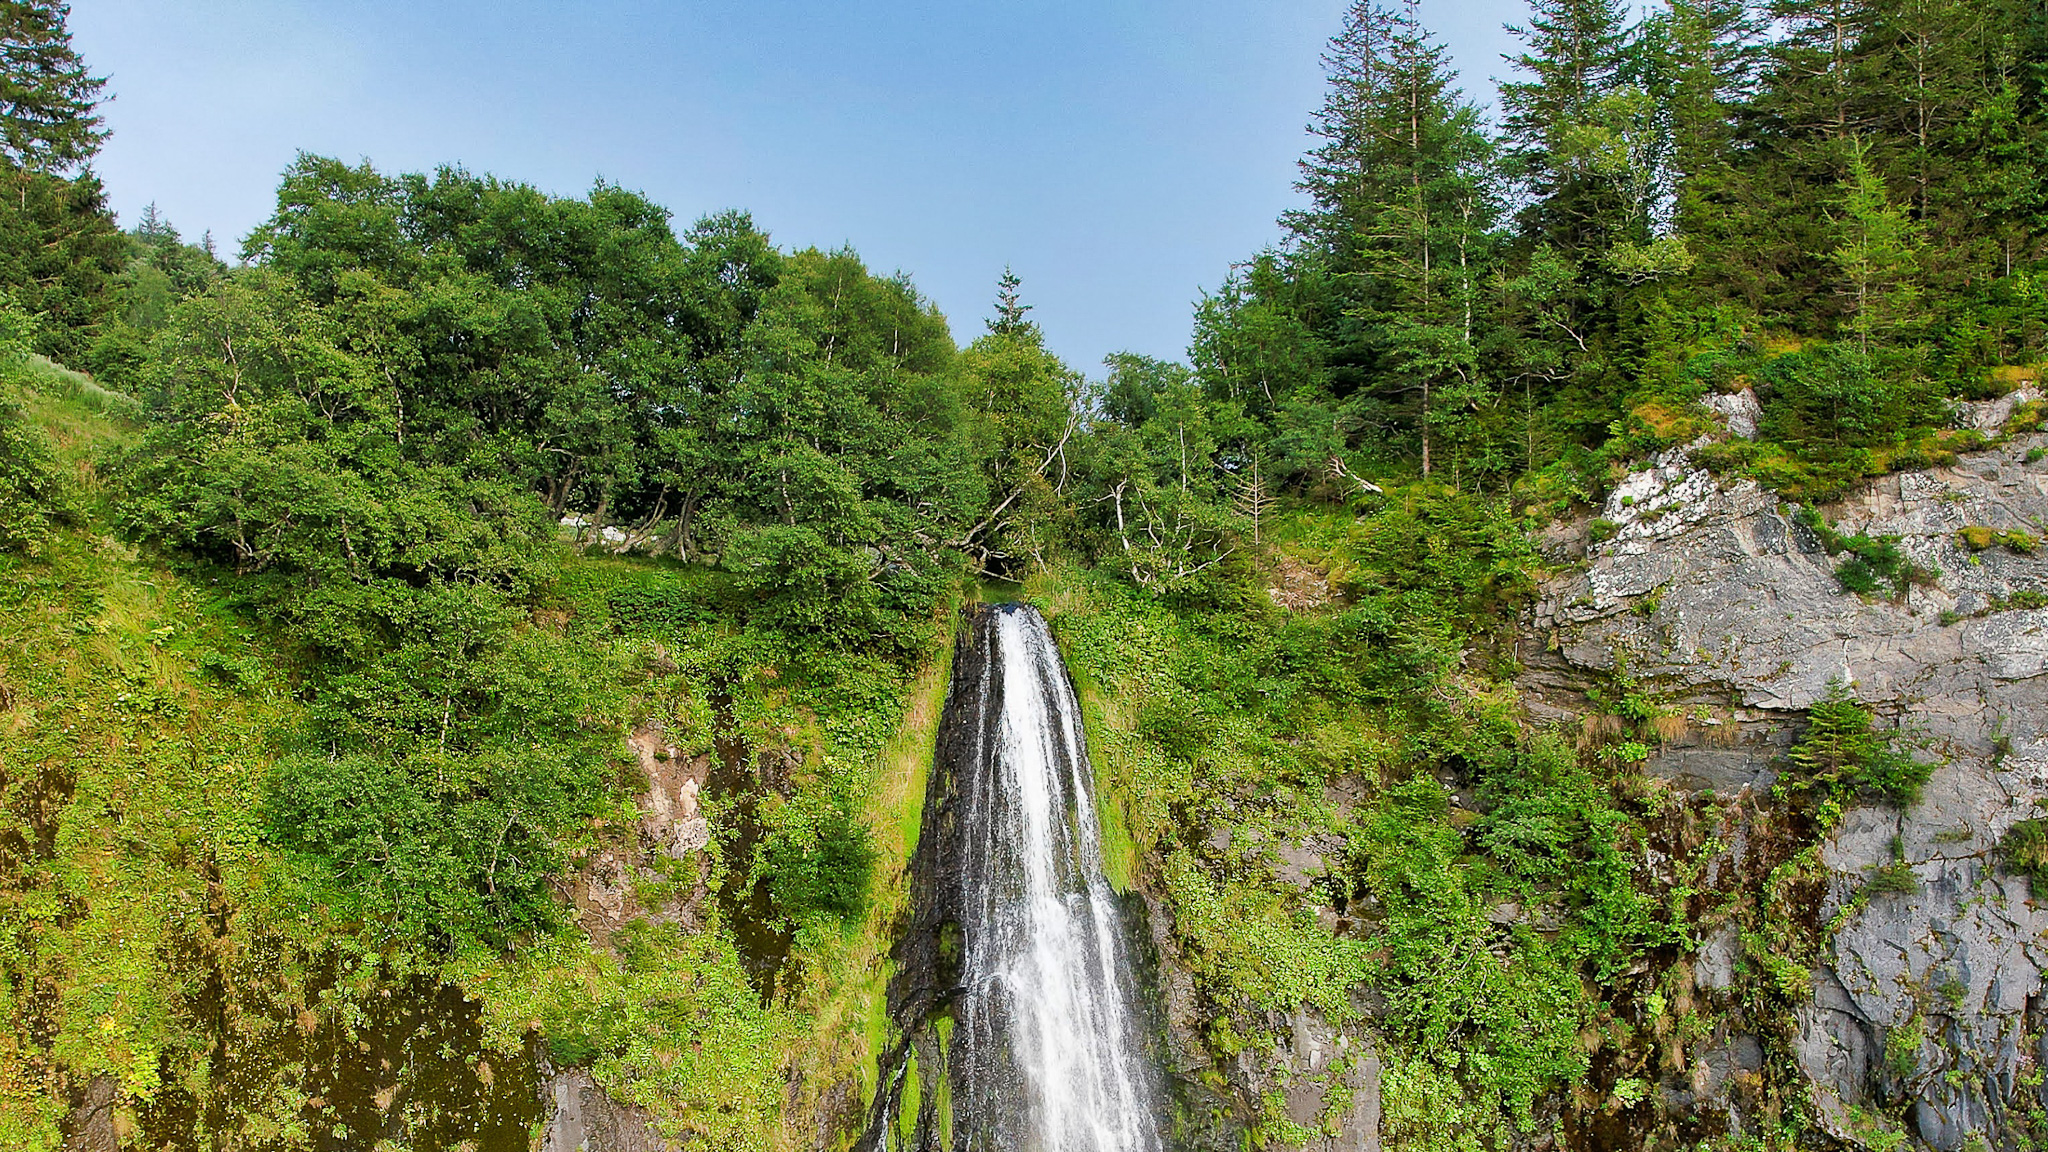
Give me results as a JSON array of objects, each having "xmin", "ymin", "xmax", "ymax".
[{"xmin": 69, "ymin": 1, "xmax": 1526, "ymax": 374}]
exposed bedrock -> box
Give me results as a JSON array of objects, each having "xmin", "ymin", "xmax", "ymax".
[{"xmin": 1524, "ymin": 437, "xmax": 2048, "ymax": 1149}]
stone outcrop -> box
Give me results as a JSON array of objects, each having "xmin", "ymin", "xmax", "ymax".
[
  {"xmin": 1524, "ymin": 436, "xmax": 2048, "ymax": 1149},
  {"xmin": 540, "ymin": 1067, "xmax": 673, "ymax": 1152},
  {"xmin": 561, "ymin": 721, "xmax": 712, "ymax": 945}
]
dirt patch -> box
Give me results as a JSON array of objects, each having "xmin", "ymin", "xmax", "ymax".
[{"xmin": 1266, "ymin": 554, "xmax": 1333, "ymax": 611}]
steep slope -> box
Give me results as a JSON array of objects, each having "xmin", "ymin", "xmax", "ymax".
[{"xmin": 1524, "ymin": 432, "xmax": 2048, "ymax": 1148}]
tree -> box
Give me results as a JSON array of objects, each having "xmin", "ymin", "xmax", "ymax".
[
  {"xmin": 1292, "ymin": 1, "xmax": 1500, "ymax": 477},
  {"xmin": 988, "ymin": 265, "xmax": 1035, "ymax": 337},
  {"xmin": 0, "ymin": 1, "xmax": 105, "ymax": 174},
  {"xmin": 0, "ymin": 165, "xmax": 120, "ymax": 361},
  {"xmin": 1662, "ymin": 0, "xmax": 1765, "ymax": 302},
  {"xmin": 1500, "ymin": 0, "xmax": 1630, "ymax": 255},
  {"xmin": 1830, "ymin": 136, "xmax": 1923, "ymax": 353},
  {"xmin": 958, "ymin": 273, "xmax": 1079, "ymax": 571}
]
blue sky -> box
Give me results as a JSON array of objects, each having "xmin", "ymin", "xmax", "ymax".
[{"xmin": 70, "ymin": 1, "xmax": 1526, "ymax": 373}]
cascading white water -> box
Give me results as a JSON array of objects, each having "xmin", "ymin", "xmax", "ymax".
[{"xmin": 947, "ymin": 606, "xmax": 1165, "ymax": 1152}]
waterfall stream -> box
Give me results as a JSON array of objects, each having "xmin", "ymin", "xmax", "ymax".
[{"xmin": 862, "ymin": 604, "xmax": 1165, "ymax": 1152}]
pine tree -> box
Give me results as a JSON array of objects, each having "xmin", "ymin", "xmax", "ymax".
[
  {"xmin": 1759, "ymin": 0, "xmax": 1880, "ymax": 145},
  {"xmin": 1660, "ymin": 0, "xmax": 1764, "ymax": 303},
  {"xmin": 1831, "ymin": 136, "xmax": 1923, "ymax": 353},
  {"xmin": 1289, "ymin": 0, "xmax": 1498, "ymax": 476},
  {"xmin": 988, "ymin": 266, "xmax": 1035, "ymax": 338},
  {"xmin": 0, "ymin": 1, "xmax": 106, "ymax": 174},
  {"xmin": 1500, "ymin": 0, "xmax": 1629, "ymax": 254}
]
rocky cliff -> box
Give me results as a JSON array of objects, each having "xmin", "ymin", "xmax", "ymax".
[{"xmin": 1520, "ymin": 431, "xmax": 2048, "ymax": 1149}]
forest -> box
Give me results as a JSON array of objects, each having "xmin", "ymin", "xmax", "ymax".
[{"xmin": 4, "ymin": 0, "xmax": 2047, "ymax": 1148}]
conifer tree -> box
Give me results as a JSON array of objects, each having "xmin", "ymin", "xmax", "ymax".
[
  {"xmin": 1831, "ymin": 137, "xmax": 1923, "ymax": 353},
  {"xmin": 1289, "ymin": 0, "xmax": 1497, "ymax": 476},
  {"xmin": 988, "ymin": 266, "xmax": 1035, "ymax": 338},
  {"xmin": 0, "ymin": 1, "xmax": 105, "ymax": 174},
  {"xmin": 1500, "ymin": 0, "xmax": 1629, "ymax": 254}
]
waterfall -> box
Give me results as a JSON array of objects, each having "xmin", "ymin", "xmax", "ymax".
[{"xmin": 861, "ymin": 604, "xmax": 1165, "ymax": 1152}]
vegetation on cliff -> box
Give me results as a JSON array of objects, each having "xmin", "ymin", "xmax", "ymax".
[{"xmin": 2, "ymin": 0, "xmax": 2042, "ymax": 1147}]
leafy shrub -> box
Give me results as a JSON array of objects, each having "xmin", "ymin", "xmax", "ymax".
[
  {"xmin": 0, "ymin": 391, "xmax": 73, "ymax": 553},
  {"xmin": 1797, "ymin": 506, "xmax": 1935, "ymax": 597},
  {"xmin": 265, "ymin": 743, "xmax": 603, "ymax": 944},
  {"xmin": 0, "ymin": 296, "xmax": 80, "ymax": 553},
  {"xmin": 1998, "ymin": 817, "xmax": 2048, "ymax": 896},
  {"xmin": 761, "ymin": 783, "xmax": 877, "ymax": 921}
]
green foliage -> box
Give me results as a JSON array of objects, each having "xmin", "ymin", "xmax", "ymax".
[
  {"xmin": 0, "ymin": 168, "xmax": 123, "ymax": 364},
  {"xmin": 1353, "ymin": 776, "xmax": 1589, "ymax": 1123},
  {"xmin": 1998, "ymin": 817, "xmax": 2048, "ymax": 896},
  {"xmin": 1478, "ymin": 738, "xmax": 1677, "ymax": 978},
  {"xmin": 0, "ymin": 298, "xmax": 77, "ymax": 552},
  {"xmin": 1755, "ymin": 346, "xmax": 1943, "ymax": 474},
  {"xmin": 1163, "ymin": 848, "xmax": 1375, "ymax": 1018},
  {"xmin": 1885, "ymin": 1013, "xmax": 1925, "ymax": 1078},
  {"xmin": 760, "ymin": 774, "xmax": 877, "ymax": 921},
  {"xmin": 0, "ymin": 1, "xmax": 108, "ymax": 173},
  {"xmin": 1795, "ymin": 505, "xmax": 1936, "ymax": 597},
  {"xmin": 1786, "ymin": 682, "xmax": 1932, "ymax": 808}
]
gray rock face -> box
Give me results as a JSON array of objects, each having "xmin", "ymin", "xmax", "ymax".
[
  {"xmin": 541, "ymin": 1067, "xmax": 673, "ymax": 1152},
  {"xmin": 1525, "ymin": 438, "xmax": 2048, "ymax": 1148}
]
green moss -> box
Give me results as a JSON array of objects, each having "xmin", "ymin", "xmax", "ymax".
[{"xmin": 1863, "ymin": 861, "xmax": 1920, "ymax": 897}]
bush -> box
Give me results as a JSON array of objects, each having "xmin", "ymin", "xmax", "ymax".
[
  {"xmin": 1998, "ymin": 818, "xmax": 2048, "ymax": 896},
  {"xmin": 1756, "ymin": 344, "xmax": 1942, "ymax": 456},
  {"xmin": 0, "ymin": 391, "xmax": 73, "ymax": 553},
  {"xmin": 760, "ymin": 783, "xmax": 876, "ymax": 921},
  {"xmin": 1797, "ymin": 506, "xmax": 1935, "ymax": 597},
  {"xmin": 0, "ymin": 299, "xmax": 77, "ymax": 553}
]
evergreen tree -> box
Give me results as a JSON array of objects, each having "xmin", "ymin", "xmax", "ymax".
[
  {"xmin": 1500, "ymin": 0, "xmax": 1630, "ymax": 255},
  {"xmin": 0, "ymin": 165, "xmax": 119, "ymax": 362},
  {"xmin": 988, "ymin": 266, "xmax": 1035, "ymax": 337},
  {"xmin": 0, "ymin": 2, "xmax": 115, "ymax": 361},
  {"xmin": 0, "ymin": 1, "xmax": 105, "ymax": 174},
  {"xmin": 1831, "ymin": 136, "xmax": 1923, "ymax": 354},
  {"xmin": 1664, "ymin": 0, "xmax": 1760, "ymax": 230},
  {"xmin": 1288, "ymin": 0, "xmax": 1499, "ymax": 477}
]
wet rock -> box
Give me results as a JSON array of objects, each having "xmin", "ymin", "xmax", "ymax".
[
  {"xmin": 60, "ymin": 1074, "xmax": 120, "ymax": 1152},
  {"xmin": 1694, "ymin": 925, "xmax": 1739, "ymax": 992},
  {"xmin": 1262, "ymin": 1010, "xmax": 1382, "ymax": 1152},
  {"xmin": 1269, "ymin": 835, "xmax": 1342, "ymax": 892},
  {"xmin": 540, "ymin": 1067, "xmax": 672, "ymax": 1152}
]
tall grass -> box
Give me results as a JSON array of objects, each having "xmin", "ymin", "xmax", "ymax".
[{"xmin": 20, "ymin": 354, "xmax": 140, "ymax": 417}]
